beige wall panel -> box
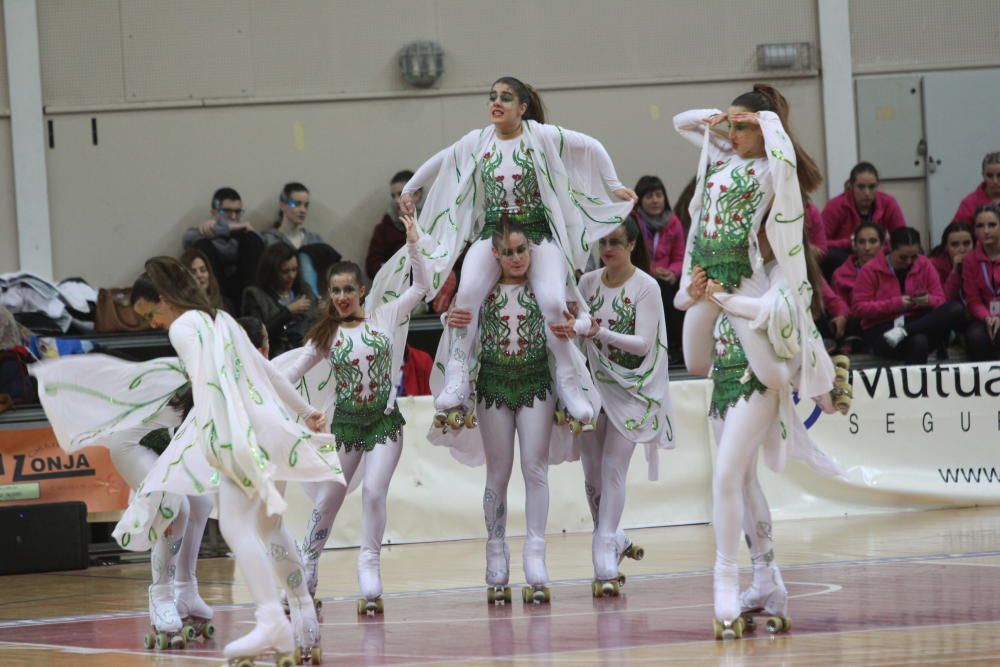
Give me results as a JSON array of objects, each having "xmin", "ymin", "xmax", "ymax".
[
  {"xmin": 45, "ymin": 100, "xmax": 447, "ymax": 286},
  {"xmin": 0, "ymin": 6, "xmax": 8, "ymax": 110},
  {"xmin": 0, "ymin": 119, "xmax": 17, "ymax": 273},
  {"xmin": 121, "ymin": 0, "xmax": 254, "ymax": 102},
  {"xmin": 436, "ymin": 0, "xmax": 818, "ymax": 88},
  {"xmin": 880, "ymin": 179, "xmax": 929, "ymax": 247},
  {"xmin": 851, "ymin": 0, "xmax": 1000, "ymax": 74},
  {"xmin": 249, "ymin": 0, "xmax": 437, "ymax": 96},
  {"xmin": 37, "ymin": 0, "xmax": 124, "ymax": 107}
]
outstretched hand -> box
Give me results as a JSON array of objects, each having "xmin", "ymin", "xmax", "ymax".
[
  {"xmin": 687, "ymin": 266, "xmax": 708, "ymax": 300},
  {"xmin": 399, "ymin": 192, "xmax": 416, "ymax": 216},
  {"xmin": 401, "ymin": 214, "xmax": 420, "ymax": 244},
  {"xmin": 613, "ymin": 187, "xmax": 638, "ymax": 203},
  {"xmin": 728, "ymin": 111, "xmax": 760, "ymax": 126},
  {"xmin": 548, "ymin": 310, "xmax": 578, "ymax": 340}
]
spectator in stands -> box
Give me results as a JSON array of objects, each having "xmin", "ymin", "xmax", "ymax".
[
  {"xmin": 929, "ymin": 222, "xmax": 974, "ymax": 304},
  {"xmin": 962, "ymin": 204, "xmax": 1000, "ymax": 360},
  {"xmin": 242, "ymin": 243, "xmax": 318, "ymax": 358},
  {"xmin": 182, "ymin": 187, "xmax": 263, "ymax": 308},
  {"xmin": 822, "ymin": 162, "xmax": 906, "ymax": 274},
  {"xmin": 832, "ymin": 221, "xmax": 883, "ymax": 305},
  {"xmin": 630, "ymin": 175, "xmax": 685, "ymax": 361},
  {"xmin": 398, "ymin": 344, "xmax": 433, "ymax": 396},
  {"xmin": 180, "ymin": 248, "xmax": 231, "ymax": 313},
  {"xmin": 367, "ymin": 170, "xmax": 420, "ymax": 279},
  {"xmin": 815, "ymin": 278, "xmax": 851, "ymax": 353},
  {"xmin": 262, "ymin": 182, "xmax": 341, "ymax": 296},
  {"xmin": 953, "ymin": 152, "xmax": 1000, "ymax": 226},
  {"xmin": 806, "ymin": 199, "xmax": 828, "ymax": 262},
  {"xmin": 853, "ymin": 227, "xmax": 962, "ymax": 365}
]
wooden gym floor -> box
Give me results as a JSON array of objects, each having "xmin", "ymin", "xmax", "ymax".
[{"xmin": 1, "ymin": 505, "xmax": 1000, "ymax": 666}]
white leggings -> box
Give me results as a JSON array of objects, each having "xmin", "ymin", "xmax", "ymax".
[
  {"xmin": 710, "ymin": 390, "xmax": 779, "ymax": 566},
  {"xmin": 579, "ymin": 414, "xmax": 635, "ymax": 543},
  {"xmin": 476, "ymin": 396, "xmax": 554, "ymax": 543},
  {"xmin": 450, "ymin": 238, "xmax": 575, "ymax": 377},
  {"xmin": 300, "ymin": 436, "xmax": 403, "ymax": 587},
  {"xmin": 682, "ymin": 299, "xmax": 791, "ymax": 389},
  {"xmin": 216, "ymin": 478, "xmax": 310, "ymax": 610},
  {"xmin": 109, "ymin": 432, "xmax": 211, "ymax": 587}
]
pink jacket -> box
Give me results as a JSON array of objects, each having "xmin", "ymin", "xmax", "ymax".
[
  {"xmin": 929, "ymin": 251, "xmax": 963, "ymax": 303},
  {"xmin": 961, "ymin": 243, "xmax": 1000, "ymax": 322},
  {"xmin": 634, "ymin": 210, "xmax": 684, "ymax": 277},
  {"xmin": 823, "ymin": 190, "xmax": 907, "ymax": 250},
  {"xmin": 806, "ymin": 202, "xmax": 828, "ymax": 256},
  {"xmin": 821, "ymin": 277, "xmax": 848, "ymax": 318},
  {"xmin": 831, "ymin": 258, "xmax": 860, "ymax": 305},
  {"xmin": 952, "ymin": 183, "xmax": 994, "ymax": 226},
  {"xmin": 852, "ymin": 254, "xmax": 945, "ymax": 329}
]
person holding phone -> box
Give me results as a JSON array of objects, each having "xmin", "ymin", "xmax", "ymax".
[{"xmin": 852, "ymin": 227, "xmax": 963, "ymax": 364}]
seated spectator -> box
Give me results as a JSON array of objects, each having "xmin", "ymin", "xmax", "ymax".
[
  {"xmin": 182, "ymin": 187, "xmax": 263, "ymax": 308},
  {"xmin": 180, "ymin": 248, "xmax": 232, "ymax": 313},
  {"xmin": 398, "ymin": 344, "xmax": 432, "ymax": 397},
  {"xmin": 816, "ymin": 277, "xmax": 852, "ymax": 353},
  {"xmin": 853, "ymin": 227, "xmax": 963, "ymax": 365},
  {"xmin": 832, "ymin": 221, "xmax": 884, "ymax": 305},
  {"xmin": 928, "ymin": 222, "xmax": 974, "ymax": 303},
  {"xmin": 242, "ymin": 243, "xmax": 318, "ymax": 358},
  {"xmin": 262, "ymin": 182, "xmax": 341, "ymax": 295},
  {"xmin": 806, "ymin": 199, "xmax": 828, "ymax": 262},
  {"xmin": 631, "ymin": 175, "xmax": 684, "ymax": 361},
  {"xmin": 822, "ymin": 162, "xmax": 906, "ymax": 275},
  {"xmin": 961, "ymin": 204, "xmax": 1000, "ymax": 361},
  {"xmin": 367, "ymin": 170, "xmax": 420, "ymax": 279},
  {"xmin": 953, "ymin": 152, "xmax": 1000, "ymax": 226}
]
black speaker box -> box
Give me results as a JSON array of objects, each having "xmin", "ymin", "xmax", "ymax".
[{"xmin": 0, "ymin": 501, "xmax": 89, "ymax": 575}]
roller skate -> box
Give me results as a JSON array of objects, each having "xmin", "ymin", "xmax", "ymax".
[
  {"xmin": 143, "ymin": 584, "xmax": 187, "ymax": 650},
  {"xmin": 554, "ymin": 369, "xmax": 594, "ymax": 433},
  {"xmin": 712, "ymin": 560, "xmax": 745, "ymax": 640},
  {"xmin": 288, "ymin": 594, "xmax": 323, "ymax": 664},
  {"xmin": 485, "ymin": 539, "xmax": 512, "ymax": 604},
  {"xmin": 830, "ymin": 355, "xmax": 853, "ymax": 414},
  {"xmin": 618, "ymin": 536, "xmax": 645, "ymax": 564},
  {"xmin": 521, "ymin": 538, "xmax": 551, "ymax": 604},
  {"xmin": 224, "ymin": 603, "xmax": 296, "ymax": 666},
  {"xmin": 433, "ymin": 359, "xmax": 477, "ymax": 432},
  {"xmin": 356, "ymin": 548, "xmax": 384, "ymax": 616},
  {"xmin": 591, "ymin": 534, "xmax": 625, "ymax": 598},
  {"xmin": 740, "ymin": 563, "xmax": 791, "ymax": 635},
  {"xmin": 174, "ymin": 579, "xmax": 215, "ymax": 642}
]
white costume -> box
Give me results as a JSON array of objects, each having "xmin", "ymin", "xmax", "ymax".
[
  {"xmin": 391, "ymin": 121, "xmax": 632, "ymax": 423},
  {"xmin": 278, "ymin": 237, "xmax": 430, "ymax": 609},
  {"xmin": 577, "ymin": 267, "xmax": 675, "ymax": 583}
]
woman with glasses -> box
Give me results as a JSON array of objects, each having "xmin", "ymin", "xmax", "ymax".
[
  {"xmin": 262, "ymin": 182, "xmax": 342, "ymax": 295},
  {"xmin": 392, "ymin": 76, "xmax": 635, "ymax": 435}
]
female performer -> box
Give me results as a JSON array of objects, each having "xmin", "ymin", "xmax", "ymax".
[
  {"xmin": 280, "ymin": 214, "xmax": 429, "ymax": 615},
  {"xmin": 393, "ymin": 76, "xmax": 635, "ymax": 429},
  {"xmin": 555, "ymin": 220, "xmax": 675, "ymax": 596}
]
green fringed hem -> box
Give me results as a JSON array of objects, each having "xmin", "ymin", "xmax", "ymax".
[
  {"xmin": 139, "ymin": 427, "xmax": 171, "ymax": 455},
  {"xmin": 477, "ymin": 359, "xmax": 553, "ymax": 411},
  {"xmin": 710, "ymin": 363, "xmax": 767, "ymax": 419},
  {"xmin": 692, "ymin": 239, "xmax": 753, "ymax": 290},
  {"xmin": 609, "ymin": 348, "xmax": 644, "ymax": 370},
  {"xmin": 332, "ymin": 405, "xmax": 406, "ymax": 453},
  {"xmin": 480, "ymin": 212, "xmax": 551, "ymax": 243}
]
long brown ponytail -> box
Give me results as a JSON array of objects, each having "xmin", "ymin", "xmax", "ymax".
[
  {"xmin": 731, "ymin": 83, "xmax": 823, "ymax": 196},
  {"xmin": 131, "ymin": 256, "xmax": 215, "ymax": 316}
]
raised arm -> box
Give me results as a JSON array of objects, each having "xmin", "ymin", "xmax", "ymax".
[
  {"xmin": 278, "ymin": 340, "xmax": 327, "ymax": 385},
  {"xmin": 673, "ymin": 108, "xmax": 731, "ymax": 153},
  {"xmin": 558, "ymin": 127, "xmax": 625, "ymax": 191},
  {"xmin": 372, "ymin": 215, "xmax": 431, "ymax": 328},
  {"xmin": 404, "ymin": 147, "xmax": 448, "ymax": 196}
]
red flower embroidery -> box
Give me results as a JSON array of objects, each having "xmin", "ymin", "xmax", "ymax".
[
  {"xmin": 501, "ymin": 315, "xmax": 509, "ymax": 321},
  {"xmin": 624, "ymin": 297, "xmax": 632, "ymax": 305},
  {"xmin": 366, "ymin": 354, "xmax": 374, "ymax": 361},
  {"xmin": 351, "ymin": 358, "xmax": 360, "ymax": 365},
  {"xmin": 483, "ymin": 152, "xmax": 491, "ymax": 159},
  {"xmin": 533, "ymin": 190, "xmax": 540, "ymax": 196},
  {"xmin": 496, "ymin": 175, "xmax": 505, "ymax": 181},
  {"xmin": 742, "ymin": 192, "xmax": 751, "ymax": 199},
  {"xmin": 748, "ymin": 168, "xmax": 755, "ymax": 175},
  {"xmin": 516, "ymin": 209, "xmax": 524, "ymax": 216},
  {"xmin": 517, "ymin": 314, "xmax": 525, "ymax": 320},
  {"xmin": 720, "ymin": 185, "xmax": 728, "ymax": 192},
  {"xmin": 715, "ymin": 215, "xmax": 721, "ymax": 224},
  {"xmin": 707, "ymin": 182, "xmax": 714, "ymax": 188},
  {"xmin": 512, "ymin": 174, "xmax": 521, "ymax": 180},
  {"xmin": 609, "ymin": 319, "xmax": 617, "ymax": 326},
  {"xmin": 715, "ymin": 160, "xmax": 724, "ymax": 166},
  {"xmin": 515, "ymin": 199, "xmax": 524, "ymax": 205},
  {"xmin": 712, "ymin": 231, "xmax": 718, "ymax": 238},
  {"xmin": 517, "ymin": 349, "xmax": 524, "ymax": 356},
  {"xmin": 734, "ymin": 214, "xmax": 742, "ymax": 221},
  {"xmin": 369, "ymin": 381, "xmax": 378, "ymax": 390}
]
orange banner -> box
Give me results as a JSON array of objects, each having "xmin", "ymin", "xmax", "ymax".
[{"xmin": 0, "ymin": 427, "xmax": 129, "ymax": 513}]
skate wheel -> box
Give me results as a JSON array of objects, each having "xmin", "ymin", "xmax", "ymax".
[
  {"xmin": 278, "ymin": 655, "xmax": 296, "ymax": 667},
  {"xmin": 521, "ymin": 586, "xmax": 532, "ymax": 603},
  {"xmin": 832, "ymin": 354, "xmax": 850, "ymax": 370},
  {"xmin": 311, "ymin": 646, "xmax": 322, "ymax": 664},
  {"xmin": 433, "ymin": 414, "xmax": 446, "ymax": 429},
  {"xmin": 143, "ymin": 633, "xmax": 155, "ymax": 650},
  {"xmin": 580, "ymin": 422, "xmax": 595, "ymax": 432},
  {"xmin": 569, "ymin": 420, "xmax": 582, "ymax": 435},
  {"xmin": 502, "ymin": 587, "xmax": 512, "ymax": 603},
  {"xmin": 446, "ymin": 412, "xmax": 464, "ymax": 429},
  {"xmin": 766, "ymin": 615, "xmax": 791, "ymax": 633},
  {"xmin": 539, "ymin": 586, "xmax": 551, "ymax": 603},
  {"xmin": 591, "ymin": 580, "xmax": 603, "ymax": 598},
  {"xmin": 293, "ymin": 647, "xmax": 302, "ymax": 664},
  {"xmin": 182, "ymin": 625, "xmax": 196, "ymax": 641},
  {"xmin": 374, "ymin": 597, "xmax": 385, "ymax": 614},
  {"xmin": 154, "ymin": 632, "xmax": 169, "ymax": 650},
  {"xmin": 487, "ymin": 587, "xmax": 497, "ymax": 604},
  {"xmin": 553, "ymin": 410, "xmax": 567, "ymax": 426},
  {"xmin": 617, "ymin": 573, "xmax": 627, "ymax": 587},
  {"xmin": 235, "ymin": 659, "xmax": 254, "ymax": 667},
  {"xmin": 742, "ymin": 614, "xmax": 757, "ymax": 632},
  {"xmin": 169, "ymin": 633, "xmax": 186, "ymax": 650},
  {"xmin": 464, "ymin": 413, "xmax": 477, "ymax": 429},
  {"xmin": 356, "ymin": 598, "xmax": 367, "ymax": 615},
  {"xmin": 203, "ymin": 622, "xmax": 216, "ymax": 639}
]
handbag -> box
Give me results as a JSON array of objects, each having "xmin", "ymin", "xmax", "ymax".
[{"xmin": 94, "ymin": 288, "xmax": 151, "ymax": 333}]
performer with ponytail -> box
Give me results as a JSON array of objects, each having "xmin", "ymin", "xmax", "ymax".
[
  {"xmin": 671, "ymin": 84, "xmax": 849, "ymax": 638},
  {"xmin": 551, "ymin": 219, "xmax": 675, "ymax": 597},
  {"xmin": 90, "ymin": 257, "xmax": 339, "ymax": 663},
  {"xmin": 392, "ymin": 76, "xmax": 636, "ymax": 432},
  {"xmin": 280, "ymin": 214, "xmax": 430, "ymax": 615}
]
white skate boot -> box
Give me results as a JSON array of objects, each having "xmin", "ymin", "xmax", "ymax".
[
  {"xmin": 433, "ymin": 359, "xmax": 476, "ymax": 430},
  {"xmin": 357, "ymin": 548, "xmax": 384, "ymax": 615},
  {"xmin": 617, "ymin": 532, "xmax": 645, "ymax": 564},
  {"xmin": 145, "ymin": 583, "xmax": 186, "ymax": 650},
  {"xmin": 174, "ymin": 578, "xmax": 215, "ymax": 641},
  {"xmin": 555, "ymin": 369, "xmax": 594, "ymax": 432},
  {"xmin": 521, "ymin": 537, "xmax": 551, "ymax": 604},
  {"xmin": 288, "ymin": 593, "xmax": 322, "ymax": 664},
  {"xmin": 712, "ymin": 560, "xmax": 745, "ymax": 640},
  {"xmin": 223, "ymin": 602, "xmax": 295, "ymax": 665},
  {"xmin": 485, "ymin": 539, "xmax": 511, "ymax": 604},
  {"xmin": 591, "ymin": 534, "xmax": 623, "ymax": 597},
  {"xmin": 740, "ymin": 562, "xmax": 790, "ymax": 634}
]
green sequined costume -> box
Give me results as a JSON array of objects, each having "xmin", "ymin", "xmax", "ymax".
[
  {"xmin": 710, "ymin": 315, "xmax": 767, "ymax": 419},
  {"xmin": 478, "ymin": 139, "xmax": 552, "ymax": 244}
]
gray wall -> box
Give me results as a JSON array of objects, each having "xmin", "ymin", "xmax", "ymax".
[{"xmin": 1, "ymin": 1, "xmax": 997, "ymax": 281}]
